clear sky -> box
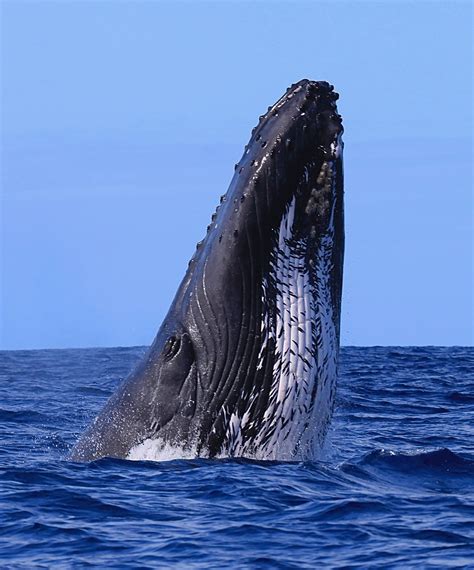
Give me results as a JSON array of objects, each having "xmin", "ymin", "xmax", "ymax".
[{"xmin": 1, "ymin": 1, "xmax": 472, "ymax": 349}]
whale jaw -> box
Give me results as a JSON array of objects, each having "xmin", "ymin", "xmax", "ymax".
[{"xmin": 71, "ymin": 80, "xmax": 344, "ymax": 463}]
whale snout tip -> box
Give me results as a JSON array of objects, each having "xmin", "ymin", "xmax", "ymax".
[
  {"xmin": 279, "ymin": 80, "xmax": 343, "ymax": 144},
  {"xmin": 286, "ymin": 79, "xmax": 339, "ymax": 98},
  {"xmin": 282, "ymin": 80, "xmax": 342, "ymax": 119}
]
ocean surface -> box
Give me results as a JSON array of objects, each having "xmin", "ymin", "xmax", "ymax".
[{"xmin": 0, "ymin": 346, "xmax": 473, "ymax": 569}]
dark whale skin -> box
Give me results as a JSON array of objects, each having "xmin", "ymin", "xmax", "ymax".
[{"xmin": 71, "ymin": 79, "xmax": 344, "ymax": 462}]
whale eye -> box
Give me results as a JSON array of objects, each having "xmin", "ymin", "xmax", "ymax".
[{"xmin": 163, "ymin": 335, "xmax": 181, "ymax": 359}]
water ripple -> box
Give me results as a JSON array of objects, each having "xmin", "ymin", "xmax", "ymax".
[{"xmin": 0, "ymin": 346, "xmax": 472, "ymax": 568}]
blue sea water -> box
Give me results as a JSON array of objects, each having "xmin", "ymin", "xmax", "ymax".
[{"xmin": 0, "ymin": 346, "xmax": 473, "ymax": 569}]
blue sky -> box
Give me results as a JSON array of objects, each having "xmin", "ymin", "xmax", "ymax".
[{"xmin": 1, "ymin": 1, "xmax": 472, "ymax": 349}]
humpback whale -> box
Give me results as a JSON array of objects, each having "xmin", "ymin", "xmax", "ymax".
[{"xmin": 71, "ymin": 79, "xmax": 344, "ymax": 462}]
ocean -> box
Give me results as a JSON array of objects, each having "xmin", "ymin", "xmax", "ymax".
[{"xmin": 1, "ymin": 346, "xmax": 473, "ymax": 568}]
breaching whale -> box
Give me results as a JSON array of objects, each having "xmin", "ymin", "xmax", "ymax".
[{"xmin": 71, "ymin": 79, "xmax": 344, "ymax": 462}]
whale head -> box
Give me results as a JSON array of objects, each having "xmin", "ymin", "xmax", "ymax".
[{"xmin": 71, "ymin": 79, "xmax": 344, "ymax": 462}]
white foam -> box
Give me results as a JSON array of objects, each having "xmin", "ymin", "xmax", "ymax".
[{"xmin": 127, "ymin": 439, "xmax": 202, "ymax": 462}]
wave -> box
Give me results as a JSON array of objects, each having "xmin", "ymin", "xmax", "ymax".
[
  {"xmin": 0, "ymin": 408, "xmax": 48, "ymax": 422},
  {"xmin": 358, "ymin": 448, "xmax": 474, "ymax": 475},
  {"xmin": 447, "ymin": 391, "xmax": 474, "ymax": 404}
]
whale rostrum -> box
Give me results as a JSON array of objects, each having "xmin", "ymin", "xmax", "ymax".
[{"xmin": 71, "ymin": 79, "xmax": 344, "ymax": 462}]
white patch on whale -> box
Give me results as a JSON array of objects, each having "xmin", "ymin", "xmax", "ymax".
[
  {"xmin": 127, "ymin": 438, "xmax": 203, "ymax": 462},
  {"xmin": 223, "ymin": 150, "xmax": 341, "ymax": 461}
]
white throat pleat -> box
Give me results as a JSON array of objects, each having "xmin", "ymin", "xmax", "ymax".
[
  {"xmin": 222, "ymin": 165, "xmax": 339, "ymax": 460},
  {"xmin": 263, "ymin": 196, "xmax": 318, "ymax": 453}
]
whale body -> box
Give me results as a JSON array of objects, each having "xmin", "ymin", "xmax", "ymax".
[{"xmin": 71, "ymin": 79, "xmax": 344, "ymax": 462}]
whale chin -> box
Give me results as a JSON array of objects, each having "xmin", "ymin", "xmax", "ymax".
[{"xmin": 71, "ymin": 79, "xmax": 344, "ymax": 463}]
